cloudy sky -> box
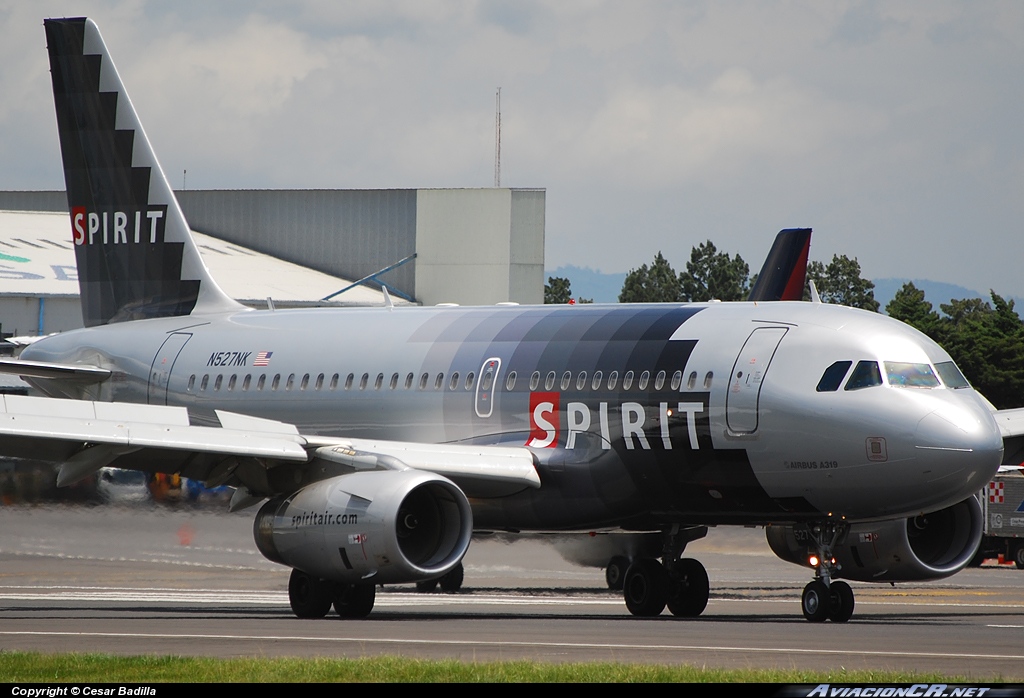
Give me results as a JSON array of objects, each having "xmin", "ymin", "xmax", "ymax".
[{"xmin": 2, "ymin": 1, "xmax": 1022, "ymax": 297}]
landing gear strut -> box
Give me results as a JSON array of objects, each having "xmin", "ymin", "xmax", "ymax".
[
  {"xmin": 800, "ymin": 521, "xmax": 855, "ymax": 623},
  {"xmin": 622, "ymin": 526, "xmax": 710, "ymax": 618}
]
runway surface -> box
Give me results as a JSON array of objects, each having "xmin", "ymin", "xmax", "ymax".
[{"xmin": 2, "ymin": 504, "xmax": 1024, "ymax": 678}]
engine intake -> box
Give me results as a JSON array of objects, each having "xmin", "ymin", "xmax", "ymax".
[
  {"xmin": 254, "ymin": 470, "xmax": 472, "ymax": 584},
  {"xmin": 766, "ymin": 496, "xmax": 983, "ymax": 582}
]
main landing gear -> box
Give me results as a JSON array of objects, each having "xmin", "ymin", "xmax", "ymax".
[
  {"xmin": 414, "ymin": 562, "xmax": 465, "ymax": 593},
  {"xmin": 800, "ymin": 522, "xmax": 855, "ymax": 623},
  {"xmin": 622, "ymin": 526, "xmax": 710, "ymax": 618},
  {"xmin": 288, "ymin": 568, "xmax": 376, "ymax": 619}
]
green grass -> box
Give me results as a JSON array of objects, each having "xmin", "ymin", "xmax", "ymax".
[{"xmin": 0, "ymin": 652, "xmax": 1008, "ymax": 683}]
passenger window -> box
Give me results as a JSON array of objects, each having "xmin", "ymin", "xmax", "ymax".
[
  {"xmin": 345, "ymin": 373, "xmax": 354, "ymax": 390},
  {"xmin": 885, "ymin": 362, "xmax": 940, "ymax": 388},
  {"xmin": 315, "ymin": 373, "xmax": 324, "ymax": 390},
  {"xmin": 405, "ymin": 373, "xmax": 414, "ymax": 389},
  {"xmin": 390, "ymin": 373, "xmax": 399, "ymax": 390},
  {"xmin": 465, "ymin": 372, "xmax": 475, "ymax": 390},
  {"xmin": 558, "ymin": 371, "xmax": 570, "ymax": 390},
  {"xmin": 419, "ymin": 373, "xmax": 429, "ymax": 390},
  {"xmin": 506, "ymin": 371, "xmax": 517, "ymax": 391},
  {"xmin": 359, "ymin": 373, "xmax": 368, "ymax": 390},
  {"xmin": 187, "ymin": 375, "xmax": 195, "ymax": 392},
  {"xmin": 374, "ymin": 373, "xmax": 384, "ymax": 390},
  {"xmin": 330, "ymin": 373, "xmax": 339, "ymax": 390},
  {"xmin": 530, "ymin": 371, "xmax": 540, "ymax": 390},
  {"xmin": 257, "ymin": 374, "xmax": 266, "ymax": 390},
  {"xmin": 845, "ymin": 361, "xmax": 882, "ymax": 391},
  {"xmin": 688, "ymin": 371, "xmax": 697, "ymax": 390},
  {"xmin": 936, "ymin": 361, "xmax": 970, "ymax": 389},
  {"xmin": 227, "ymin": 374, "xmax": 237, "ymax": 391},
  {"xmin": 638, "ymin": 371, "xmax": 650, "ymax": 390},
  {"xmin": 607, "ymin": 371, "xmax": 619, "ymax": 390},
  {"xmin": 449, "ymin": 372, "xmax": 460, "ymax": 391},
  {"xmin": 592, "ymin": 371, "xmax": 603, "ymax": 391},
  {"xmin": 242, "ymin": 375, "xmax": 251, "ymax": 391},
  {"xmin": 286, "ymin": 373, "xmax": 295, "ymax": 390},
  {"xmin": 545, "ymin": 371, "xmax": 556, "ymax": 390},
  {"xmin": 703, "ymin": 371, "xmax": 713, "ymax": 389},
  {"xmin": 816, "ymin": 361, "xmax": 853, "ymax": 392},
  {"xmin": 300, "ymin": 374, "xmax": 309, "ymax": 390},
  {"xmin": 214, "ymin": 375, "xmax": 223, "ymax": 391},
  {"xmin": 272, "ymin": 374, "xmax": 281, "ymax": 390},
  {"xmin": 201, "ymin": 374, "xmax": 209, "ymax": 391},
  {"xmin": 655, "ymin": 371, "xmax": 666, "ymax": 390},
  {"xmin": 576, "ymin": 372, "xmax": 588, "ymax": 391},
  {"xmin": 623, "ymin": 371, "xmax": 634, "ymax": 390},
  {"xmin": 670, "ymin": 371, "xmax": 682, "ymax": 391},
  {"xmin": 435, "ymin": 373, "xmax": 444, "ymax": 390}
]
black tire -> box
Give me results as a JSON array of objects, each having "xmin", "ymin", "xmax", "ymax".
[
  {"xmin": 333, "ymin": 583, "xmax": 376, "ymax": 618},
  {"xmin": 439, "ymin": 562, "xmax": 464, "ymax": 593},
  {"xmin": 606, "ymin": 556, "xmax": 630, "ymax": 591},
  {"xmin": 623, "ymin": 558, "xmax": 669, "ymax": 617},
  {"xmin": 968, "ymin": 549, "xmax": 986, "ymax": 567},
  {"xmin": 801, "ymin": 580, "xmax": 829, "ymax": 623},
  {"xmin": 416, "ymin": 579, "xmax": 439, "ymax": 592},
  {"xmin": 667, "ymin": 558, "xmax": 709, "ymax": 617},
  {"xmin": 288, "ymin": 569, "xmax": 333, "ymax": 619},
  {"xmin": 1014, "ymin": 545, "xmax": 1024, "ymax": 570},
  {"xmin": 827, "ymin": 580, "xmax": 855, "ymax": 623}
]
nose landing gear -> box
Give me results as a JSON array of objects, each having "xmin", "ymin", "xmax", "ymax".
[{"xmin": 801, "ymin": 521, "xmax": 855, "ymax": 623}]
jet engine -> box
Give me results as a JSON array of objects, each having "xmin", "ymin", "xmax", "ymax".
[
  {"xmin": 765, "ymin": 496, "xmax": 983, "ymax": 582},
  {"xmin": 254, "ymin": 470, "xmax": 472, "ymax": 585}
]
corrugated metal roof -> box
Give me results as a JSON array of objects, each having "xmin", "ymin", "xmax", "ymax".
[{"xmin": 0, "ymin": 210, "xmax": 406, "ymax": 306}]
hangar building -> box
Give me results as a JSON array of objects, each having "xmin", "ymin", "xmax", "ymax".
[{"xmin": 0, "ymin": 188, "xmax": 546, "ymax": 335}]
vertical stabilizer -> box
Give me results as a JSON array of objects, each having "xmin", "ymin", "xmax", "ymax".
[
  {"xmin": 45, "ymin": 18, "xmax": 243, "ymax": 327},
  {"xmin": 747, "ymin": 228, "xmax": 811, "ymax": 302}
]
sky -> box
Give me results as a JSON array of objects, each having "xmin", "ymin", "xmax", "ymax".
[{"xmin": 2, "ymin": 1, "xmax": 1022, "ymax": 297}]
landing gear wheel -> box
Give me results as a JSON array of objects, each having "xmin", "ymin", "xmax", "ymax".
[
  {"xmin": 827, "ymin": 580, "xmax": 855, "ymax": 623},
  {"xmin": 801, "ymin": 580, "xmax": 830, "ymax": 623},
  {"xmin": 1014, "ymin": 545, "xmax": 1024, "ymax": 570},
  {"xmin": 968, "ymin": 549, "xmax": 986, "ymax": 567},
  {"xmin": 333, "ymin": 583, "xmax": 376, "ymax": 618},
  {"xmin": 288, "ymin": 569, "xmax": 333, "ymax": 619},
  {"xmin": 439, "ymin": 562, "xmax": 464, "ymax": 592},
  {"xmin": 667, "ymin": 558, "xmax": 709, "ymax": 617},
  {"xmin": 606, "ymin": 556, "xmax": 629, "ymax": 591},
  {"xmin": 623, "ymin": 558, "xmax": 669, "ymax": 617},
  {"xmin": 416, "ymin": 579, "xmax": 439, "ymax": 592}
]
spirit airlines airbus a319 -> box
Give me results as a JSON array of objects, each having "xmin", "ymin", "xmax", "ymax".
[{"xmin": 1, "ymin": 18, "xmax": 1009, "ymax": 623}]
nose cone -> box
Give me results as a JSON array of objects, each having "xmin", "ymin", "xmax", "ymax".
[{"xmin": 914, "ymin": 393, "xmax": 1003, "ymax": 507}]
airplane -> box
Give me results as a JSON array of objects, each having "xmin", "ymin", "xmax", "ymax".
[{"xmin": 0, "ymin": 17, "xmax": 1005, "ymax": 624}]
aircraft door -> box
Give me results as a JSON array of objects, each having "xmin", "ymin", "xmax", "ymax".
[
  {"xmin": 148, "ymin": 333, "xmax": 192, "ymax": 405},
  {"xmin": 726, "ymin": 327, "xmax": 788, "ymax": 434},
  {"xmin": 474, "ymin": 357, "xmax": 501, "ymax": 418}
]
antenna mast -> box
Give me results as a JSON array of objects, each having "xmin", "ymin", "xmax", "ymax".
[{"xmin": 494, "ymin": 87, "xmax": 501, "ymax": 187}]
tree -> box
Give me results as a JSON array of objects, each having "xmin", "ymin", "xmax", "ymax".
[
  {"xmin": 679, "ymin": 240, "xmax": 749, "ymax": 302},
  {"xmin": 806, "ymin": 255, "xmax": 879, "ymax": 311},
  {"xmin": 886, "ymin": 282, "xmax": 943, "ymax": 338},
  {"xmin": 619, "ymin": 252, "xmax": 683, "ymax": 303},
  {"xmin": 545, "ymin": 276, "xmax": 572, "ymax": 304}
]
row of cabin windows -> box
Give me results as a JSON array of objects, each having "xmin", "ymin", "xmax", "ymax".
[{"xmin": 186, "ymin": 368, "xmax": 714, "ymax": 394}]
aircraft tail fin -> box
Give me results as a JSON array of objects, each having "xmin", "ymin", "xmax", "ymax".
[
  {"xmin": 44, "ymin": 18, "xmax": 243, "ymax": 327},
  {"xmin": 747, "ymin": 228, "xmax": 811, "ymax": 302}
]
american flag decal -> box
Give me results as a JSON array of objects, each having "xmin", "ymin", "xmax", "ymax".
[{"xmin": 253, "ymin": 351, "xmax": 273, "ymax": 366}]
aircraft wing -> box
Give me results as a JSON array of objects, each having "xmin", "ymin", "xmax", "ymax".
[
  {"xmin": 993, "ymin": 407, "xmax": 1024, "ymax": 466},
  {"xmin": 0, "ymin": 358, "xmax": 110, "ymax": 383},
  {"xmin": 0, "ymin": 393, "xmax": 539, "ymax": 500}
]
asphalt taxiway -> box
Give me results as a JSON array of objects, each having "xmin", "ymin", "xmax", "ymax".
[{"xmin": 2, "ymin": 504, "xmax": 1024, "ymax": 678}]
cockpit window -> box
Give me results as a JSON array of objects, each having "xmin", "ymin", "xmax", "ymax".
[
  {"xmin": 936, "ymin": 361, "xmax": 970, "ymax": 389},
  {"xmin": 885, "ymin": 362, "xmax": 940, "ymax": 388},
  {"xmin": 816, "ymin": 361, "xmax": 853, "ymax": 392},
  {"xmin": 844, "ymin": 361, "xmax": 882, "ymax": 391}
]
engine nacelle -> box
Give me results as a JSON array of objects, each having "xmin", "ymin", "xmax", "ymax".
[
  {"xmin": 254, "ymin": 470, "xmax": 472, "ymax": 585},
  {"xmin": 765, "ymin": 496, "xmax": 983, "ymax": 582}
]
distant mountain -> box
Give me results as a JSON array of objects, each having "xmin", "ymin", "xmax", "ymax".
[
  {"xmin": 545, "ymin": 265, "xmax": 626, "ymax": 304},
  {"xmin": 873, "ymin": 278, "xmax": 1024, "ymax": 313}
]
